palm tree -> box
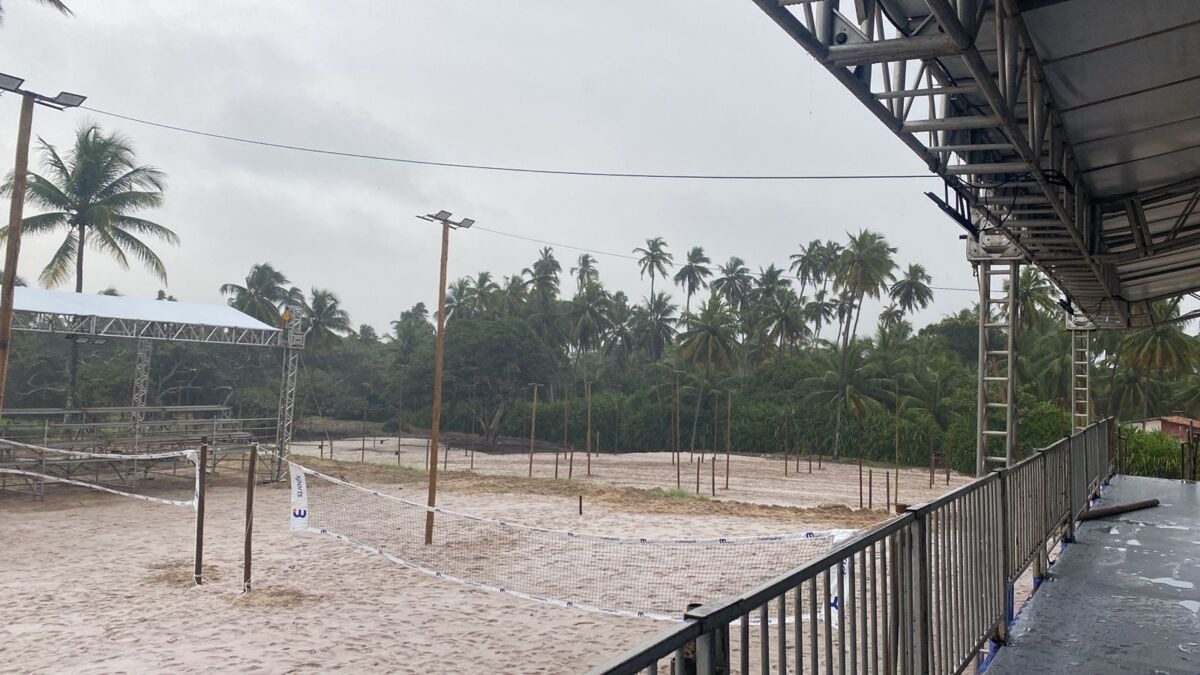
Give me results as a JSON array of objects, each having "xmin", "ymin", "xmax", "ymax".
[
  {"xmin": 889, "ymin": 263, "xmax": 933, "ymax": 315},
  {"xmin": 1007, "ymin": 267, "xmax": 1058, "ymax": 335},
  {"xmin": 879, "ymin": 303, "xmax": 906, "ymax": 330},
  {"xmin": 2, "ymin": 124, "xmax": 177, "ymax": 291},
  {"xmin": 711, "ymin": 256, "xmax": 753, "ymax": 312},
  {"xmin": 677, "ymin": 293, "xmax": 739, "ymax": 455},
  {"xmin": 301, "ymin": 288, "xmax": 352, "ymax": 350},
  {"xmin": 469, "ymin": 271, "xmax": 499, "ymax": 318},
  {"xmin": 570, "ymin": 253, "xmax": 599, "ymax": 293},
  {"xmin": 1119, "ymin": 299, "xmax": 1198, "ymax": 373},
  {"xmin": 568, "ymin": 281, "xmax": 612, "ymax": 364},
  {"xmin": 788, "ymin": 239, "xmax": 824, "ymax": 297},
  {"xmin": 803, "ymin": 290, "xmax": 835, "ymax": 342},
  {"xmin": 603, "ymin": 291, "xmax": 636, "ymax": 366},
  {"xmin": 633, "ymin": 292, "xmax": 678, "ymax": 361},
  {"xmin": 221, "ymin": 263, "xmax": 293, "ymax": 325},
  {"xmin": 833, "ymin": 230, "xmax": 896, "ymax": 348},
  {"xmin": 0, "ymin": 0, "xmax": 71, "ymax": 25},
  {"xmin": 673, "ymin": 246, "xmax": 712, "ymax": 318},
  {"xmin": 761, "ymin": 289, "xmax": 807, "ymax": 352},
  {"xmin": 445, "ymin": 278, "xmax": 473, "ymax": 320},
  {"xmin": 803, "ymin": 339, "xmax": 885, "ymax": 457},
  {"xmin": 498, "ymin": 273, "xmax": 528, "ymax": 318},
  {"xmin": 633, "ymin": 237, "xmax": 672, "ymax": 299}
]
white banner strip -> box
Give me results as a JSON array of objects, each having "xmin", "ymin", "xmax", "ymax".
[
  {"xmin": 0, "ymin": 437, "xmax": 197, "ymax": 462},
  {"xmin": 290, "ymin": 458, "xmax": 855, "ymax": 546},
  {"xmin": 0, "ymin": 467, "xmax": 197, "ymax": 507}
]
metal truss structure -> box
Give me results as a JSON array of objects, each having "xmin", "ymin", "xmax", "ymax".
[
  {"xmin": 272, "ymin": 307, "xmax": 305, "ymax": 480},
  {"xmin": 131, "ymin": 339, "xmax": 153, "ymax": 451},
  {"xmin": 749, "ymin": 1, "xmax": 1200, "ymax": 469},
  {"xmin": 749, "ymin": 0, "xmax": 1200, "ymax": 330},
  {"xmin": 12, "ymin": 309, "xmax": 283, "ymax": 347},
  {"xmin": 1066, "ymin": 314, "xmax": 1095, "ymax": 433}
]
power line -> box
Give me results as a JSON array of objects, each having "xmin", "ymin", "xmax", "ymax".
[{"xmin": 80, "ymin": 106, "xmax": 935, "ymax": 182}]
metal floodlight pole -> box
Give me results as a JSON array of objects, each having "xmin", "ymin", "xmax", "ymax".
[
  {"xmin": 419, "ymin": 210, "xmax": 473, "ymax": 545},
  {"xmin": 0, "ymin": 75, "xmax": 86, "ymax": 417}
]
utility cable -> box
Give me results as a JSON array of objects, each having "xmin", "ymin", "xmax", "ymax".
[{"xmin": 81, "ymin": 105, "xmax": 934, "ymax": 182}]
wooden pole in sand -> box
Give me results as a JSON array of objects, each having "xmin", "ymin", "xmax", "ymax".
[
  {"xmin": 724, "ymin": 390, "xmax": 731, "ymax": 490},
  {"xmin": 674, "ymin": 376, "xmax": 681, "ymax": 488},
  {"xmin": 868, "ymin": 469, "xmax": 873, "ymax": 509},
  {"xmin": 193, "ymin": 436, "xmax": 208, "ymax": 585},
  {"xmin": 528, "ymin": 383, "xmax": 541, "ymax": 478},
  {"xmin": 0, "ymin": 94, "xmax": 35, "ymax": 415},
  {"xmin": 585, "ymin": 381, "xmax": 593, "ymax": 476},
  {"xmin": 858, "ymin": 453, "xmax": 864, "ymax": 509},
  {"xmin": 558, "ymin": 394, "xmax": 568, "ymax": 479},
  {"xmin": 243, "ymin": 443, "xmax": 258, "ymax": 592},
  {"xmin": 710, "ymin": 450, "xmax": 716, "ymax": 497}
]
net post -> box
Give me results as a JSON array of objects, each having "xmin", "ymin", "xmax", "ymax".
[
  {"xmin": 243, "ymin": 443, "xmax": 258, "ymax": 593},
  {"xmin": 194, "ymin": 436, "xmax": 208, "ymax": 585}
]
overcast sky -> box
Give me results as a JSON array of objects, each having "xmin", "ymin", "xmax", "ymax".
[{"xmin": 0, "ymin": 0, "xmax": 983, "ymax": 334}]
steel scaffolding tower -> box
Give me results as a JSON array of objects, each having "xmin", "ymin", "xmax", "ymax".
[
  {"xmin": 1067, "ymin": 316, "xmax": 1094, "ymax": 433},
  {"xmin": 970, "ymin": 233, "xmax": 1022, "ymax": 476},
  {"xmin": 273, "ymin": 307, "xmax": 305, "ymax": 479},
  {"xmin": 131, "ymin": 339, "xmax": 152, "ymax": 451}
]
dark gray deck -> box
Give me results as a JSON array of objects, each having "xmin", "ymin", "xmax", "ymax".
[{"xmin": 988, "ymin": 476, "xmax": 1200, "ymax": 675}]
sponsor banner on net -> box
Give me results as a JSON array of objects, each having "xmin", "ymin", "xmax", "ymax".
[{"xmin": 290, "ymin": 463, "xmax": 309, "ymax": 531}]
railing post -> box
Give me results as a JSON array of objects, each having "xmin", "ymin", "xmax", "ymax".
[
  {"xmin": 1065, "ymin": 436, "xmax": 1076, "ymax": 543},
  {"xmin": 996, "ymin": 468, "xmax": 1012, "ymax": 642},
  {"xmin": 906, "ymin": 507, "xmax": 931, "ymax": 675},
  {"xmin": 1035, "ymin": 451, "xmax": 1048, "ymax": 582}
]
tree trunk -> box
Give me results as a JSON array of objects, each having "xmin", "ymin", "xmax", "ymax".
[
  {"xmin": 65, "ymin": 225, "xmax": 86, "ymax": 408},
  {"xmin": 485, "ymin": 403, "xmax": 505, "ymax": 446},
  {"xmin": 833, "ymin": 396, "xmax": 843, "ymax": 459}
]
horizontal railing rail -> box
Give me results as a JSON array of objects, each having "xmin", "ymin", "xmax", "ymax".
[{"xmin": 590, "ymin": 418, "xmax": 1116, "ymax": 675}]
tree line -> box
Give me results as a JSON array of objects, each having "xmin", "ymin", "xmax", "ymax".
[{"xmin": 3, "ymin": 125, "xmax": 1198, "ymax": 476}]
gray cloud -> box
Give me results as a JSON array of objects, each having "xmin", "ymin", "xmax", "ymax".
[{"xmin": 0, "ymin": 0, "xmax": 982, "ymax": 333}]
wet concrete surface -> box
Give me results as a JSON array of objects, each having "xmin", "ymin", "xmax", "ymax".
[{"xmin": 989, "ymin": 475, "xmax": 1200, "ymax": 675}]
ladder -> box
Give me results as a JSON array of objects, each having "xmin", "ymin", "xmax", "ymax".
[{"xmin": 976, "ymin": 260, "xmax": 1019, "ymax": 476}]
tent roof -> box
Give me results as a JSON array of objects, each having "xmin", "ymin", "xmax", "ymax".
[{"xmin": 11, "ymin": 287, "xmax": 283, "ymax": 347}]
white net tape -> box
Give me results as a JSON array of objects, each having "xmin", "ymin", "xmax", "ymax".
[
  {"xmin": 0, "ymin": 439, "xmax": 199, "ymax": 508},
  {"xmin": 286, "ymin": 459, "xmax": 852, "ymax": 621}
]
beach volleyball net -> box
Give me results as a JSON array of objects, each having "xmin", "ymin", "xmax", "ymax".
[
  {"xmin": 286, "ymin": 459, "xmax": 848, "ymax": 621},
  {"xmin": 0, "ymin": 438, "xmax": 199, "ymax": 507}
]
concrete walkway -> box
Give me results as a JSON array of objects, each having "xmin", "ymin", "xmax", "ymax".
[{"xmin": 989, "ymin": 476, "xmax": 1200, "ymax": 674}]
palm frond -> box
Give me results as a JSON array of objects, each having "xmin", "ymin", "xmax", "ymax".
[
  {"xmin": 38, "ymin": 231, "xmax": 78, "ymax": 288},
  {"xmin": 106, "ymin": 227, "xmax": 168, "ymax": 282}
]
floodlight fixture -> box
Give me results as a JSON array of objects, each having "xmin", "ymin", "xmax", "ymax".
[
  {"xmin": 417, "ymin": 210, "xmax": 476, "ymax": 230},
  {"xmin": 51, "ymin": 91, "xmax": 86, "ymax": 108},
  {"xmin": 0, "ymin": 73, "xmax": 25, "ymax": 93}
]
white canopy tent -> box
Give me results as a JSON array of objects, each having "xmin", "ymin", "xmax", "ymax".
[{"xmin": 6, "ymin": 288, "xmax": 303, "ymax": 475}]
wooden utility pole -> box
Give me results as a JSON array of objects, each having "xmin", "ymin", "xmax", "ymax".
[
  {"xmin": 527, "ymin": 383, "xmax": 541, "ymax": 478},
  {"xmin": 0, "ymin": 94, "xmax": 35, "ymax": 415},
  {"xmin": 558, "ymin": 393, "xmax": 568, "ymax": 479},
  {"xmin": 674, "ymin": 375, "xmax": 681, "ymax": 488},
  {"xmin": 585, "ymin": 381, "xmax": 593, "ymax": 476},
  {"xmin": 424, "ymin": 221, "xmax": 452, "ymax": 545},
  {"xmin": 193, "ymin": 437, "xmax": 209, "ymax": 585},
  {"xmin": 724, "ymin": 390, "xmax": 732, "ymax": 489},
  {"xmin": 242, "ymin": 443, "xmax": 258, "ymax": 593}
]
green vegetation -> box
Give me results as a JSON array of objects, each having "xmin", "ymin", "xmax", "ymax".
[
  {"xmin": 3, "ymin": 126, "xmax": 1198, "ymax": 476},
  {"xmin": 1123, "ymin": 428, "xmax": 1188, "ymax": 480}
]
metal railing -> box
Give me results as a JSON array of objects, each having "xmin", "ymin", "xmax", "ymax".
[{"xmin": 590, "ymin": 419, "xmax": 1115, "ymax": 675}]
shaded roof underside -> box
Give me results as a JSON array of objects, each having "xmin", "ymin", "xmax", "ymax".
[{"xmin": 754, "ymin": 0, "xmax": 1200, "ymax": 327}]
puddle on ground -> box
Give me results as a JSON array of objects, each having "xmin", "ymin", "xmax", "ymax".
[
  {"xmin": 1141, "ymin": 577, "xmax": 1195, "ymax": 589},
  {"xmin": 1179, "ymin": 601, "xmax": 1200, "ymax": 614}
]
